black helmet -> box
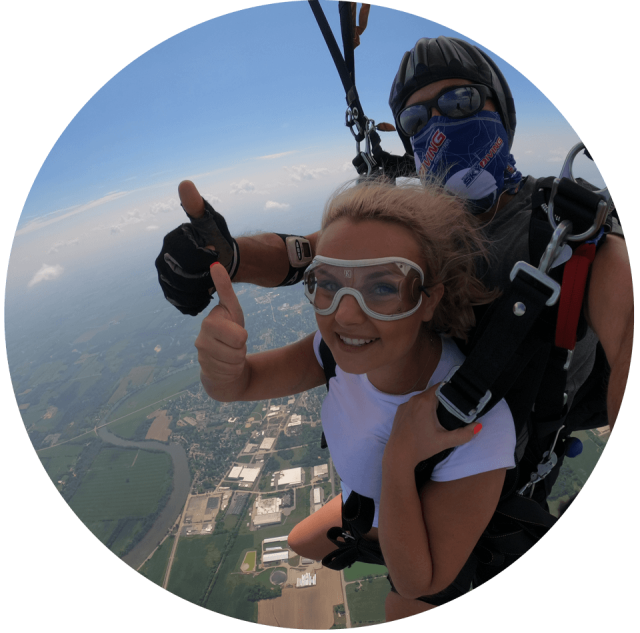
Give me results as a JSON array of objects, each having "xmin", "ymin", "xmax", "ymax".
[{"xmin": 389, "ymin": 36, "xmax": 516, "ymax": 155}]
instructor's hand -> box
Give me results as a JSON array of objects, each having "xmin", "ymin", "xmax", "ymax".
[
  {"xmin": 155, "ymin": 180, "xmax": 239, "ymax": 316},
  {"xmin": 195, "ymin": 263, "xmax": 248, "ymax": 390}
]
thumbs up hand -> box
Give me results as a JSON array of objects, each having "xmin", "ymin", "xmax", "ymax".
[
  {"xmin": 195, "ymin": 263, "xmax": 249, "ymax": 398},
  {"xmin": 155, "ymin": 180, "xmax": 239, "ymax": 316}
]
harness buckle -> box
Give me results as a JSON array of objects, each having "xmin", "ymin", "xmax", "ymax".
[
  {"xmin": 436, "ymin": 365, "xmax": 492, "ymax": 424},
  {"xmin": 547, "ymin": 142, "xmax": 612, "ymax": 243},
  {"xmin": 509, "ymin": 261, "xmax": 561, "ymax": 306}
]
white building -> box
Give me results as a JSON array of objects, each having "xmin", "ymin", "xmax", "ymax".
[
  {"xmin": 313, "ymin": 464, "xmax": 329, "ymax": 479},
  {"xmin": 296, "ymin": 572, "xmax": 317, "ymax": 587},
  {"xmin": 288, "ymin": 414, "xmax": 302, "ymax": 428},
  {"xmin": 263, "ymin": 550, "xmax": 290, "ymax": 563},
  {"xmin": 228, "ymin": 465, "xmax": 261, "ymax": 483},
  {"xmin": 259, "ymin": 437, "xmax": 276, "ymax": 451},
  {"xmin": 271, "ymin": 467, "xmax": 304, "ymax": 488}
]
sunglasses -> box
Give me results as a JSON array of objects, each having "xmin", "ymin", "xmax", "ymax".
[{"xmin": 397, "ymin": 84, "xmax": 494, "ymax": 138}]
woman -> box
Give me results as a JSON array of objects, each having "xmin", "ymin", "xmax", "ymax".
[{"xmin": 196, "ymin": 179, "xmax": 515, "ymax": 621}]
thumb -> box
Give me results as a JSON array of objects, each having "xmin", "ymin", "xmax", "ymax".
[
  {"xmin": 210, "ymin": 262, "xmax": 244, "ymax": 326},
  {"xmin": 443, "ymin": 422, "xmax": 483, "ymax": 449},
  {"xmin": 178, "ymin": 180, "xmax": 205, "ymax": 219}
]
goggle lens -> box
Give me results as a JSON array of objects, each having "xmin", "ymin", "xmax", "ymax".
[{"xmin": 304, "ymin": 258, "xmax": 426, "ymax": 321}]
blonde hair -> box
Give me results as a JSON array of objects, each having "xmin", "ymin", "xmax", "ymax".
[{"xmin": 319, "ymin": 178, "xmax": 496, "ymax": 340}]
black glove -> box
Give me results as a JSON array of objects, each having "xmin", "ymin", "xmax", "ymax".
[{"xmin": 155, "ymin": 199, "xmax": 240, "ymax": 316}]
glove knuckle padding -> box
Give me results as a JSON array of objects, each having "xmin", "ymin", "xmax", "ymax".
[
  {"xmin": 156, "ymin": 198, "xmax": 239, "ymax": 316},
  {"xmin": 189, "ymin": 200, "xmax": 235, "ymax": 268}
]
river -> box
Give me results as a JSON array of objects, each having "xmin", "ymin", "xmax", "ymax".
[{"xmin": 98, "ymin": 426, "xmax": 191, "ymax": 570}]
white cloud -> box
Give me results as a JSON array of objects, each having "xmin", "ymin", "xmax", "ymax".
[
  {"xmin": 547, "ymin": 148, "xmax": 566, "ymax": 163},
  {"xmin": 229, "ymin": 180, "xmax": 256, "ymax": 195},
  {"xmin": 16, "ymin": 191, "xmax": 129, "ymax": 236},
  {"xmin": 285, "ymin": 164, "xmax": 330, "ymax": 182},
  {"xmin": 150, "ymin": 199, "xmax": 179, "ymax": 215},
  {"xmin": 146, "ymin": 225, "xmax": 159, "ymax": 231},
  {"xmin": 110, "ymin": 208, "xmax": 146, "ymax": 234},
  {"xmin": 47, "ymin": 238, "xmax": 79, "ymax": 254},
  {"xmin": 256, "ymin": 150, "xmax": 298, "ymax": 160},
  {"xmin": 265, "ymin": 201, "xmax": 290, "ymax": 210},
  {"xmin": 28, "ymin": 264, "xmax": 64, "ymax": 288},
  {"xmin": 200, "ymin": 193, "xmax": 222, "ymax": 206}
]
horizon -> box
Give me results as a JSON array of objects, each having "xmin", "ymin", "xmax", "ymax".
[{"xmin": 6, "ymin": 2, "xmax": 605, "ymax": 303}]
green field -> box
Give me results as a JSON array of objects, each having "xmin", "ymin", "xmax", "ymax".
[
  {"xmin": 66, "ymin": 446, "xmax": 173, "ymax": 556},
  {"xmin": 167, "ymin": 534, "xmax": 225, "ymax": 604},
  {"xmin": 139, "ymin": 537, "xmax": 175, "ymax": 586},
  {"xmin": 104, "ymin": 367, "xmax": 202, "ymax": 442},
  {"xmin": 105, "ymin": 366, "xmax": 201, "ymax": 423},
  {"xmin": 39, "ymin": 442, "xmax": 84, "ymax": 486},
  {"xmin": 343, "ymin": 561, "xmax": 388, "ymax": 582},
  {"xmin": 346, "ymin": 577, "xmax": 390, "ymax": 627}
]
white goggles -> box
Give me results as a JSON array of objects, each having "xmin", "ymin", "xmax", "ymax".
[{"xmin": 303, "ymin": 256, "xmax": 428, "ymax": 321}]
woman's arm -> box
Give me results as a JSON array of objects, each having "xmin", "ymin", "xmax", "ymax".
[
  {"xmin": 197, "ymin": 263, "xmax": 325, "ymax": 401},
  {"xmin": 379, "ymin": 461, "xmax": 505, "ymax": 599},
  {"xmin": 378, "ymin": 386, "xmax": 504, "ymax": 600}
]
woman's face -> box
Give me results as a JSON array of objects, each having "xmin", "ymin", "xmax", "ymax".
[{"xmin": 314, "ymin": 218, "xmax": 443, "ymax": 379}]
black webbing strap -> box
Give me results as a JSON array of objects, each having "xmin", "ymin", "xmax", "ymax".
[
  {"xmin": 339, "ymin": 1, "xmax": 355, "ymax": 84},
  {"xmin": 318, "ymin": 338, "xmax": 336, "ymax": 449},
  {"xmin": 307, "ymin": 0, "xmax": 367, "ymax": 140},
  {"xmin": 322, "ymin": 491, "xmax": 386, "ymax": 570},
  {"xmin": 473, "ymin": 493, "xmax": 557, "ymax": 581},
  {"xmin": 437, "ymin": 269, "xmax": 557, "ymax": 431}
]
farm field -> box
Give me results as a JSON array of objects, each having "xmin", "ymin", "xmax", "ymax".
[
  {"xmin": 105, "ymin": 366, "xmax": 201, "ymax": 423},
  {"xmin": 106, "ymin": 368, "xmax": 201, "ymax": 440},
  {"xmin": 38, "ymin": 442, "xmax": 84, "ymax": 487},
  {"xmin": 257, "ymin": 565, "xmax": 343, "ymax": 629},
  {"xmin": 68, "ymin": 447, "xmax": 173, "ymax": 554},
  {"xmin": 346, "ymin": 577, "xmax": 390, "ymax": 627},
  {"xmin": 167, "ymin": 534, "xmax": 224, "ymax": 604},
  {"xmin": 343, "ymin": 561, "xmax": 388, "ymax": 582},
  {"xmin": 139, "ymin": 537, "xmax": 175, "ymax": 586}
]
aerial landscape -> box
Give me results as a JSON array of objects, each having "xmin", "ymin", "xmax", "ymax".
[
  {"xmin": 3, "ymin": 1, "xmax": 635, "ymax": 631},
  {"xmin": 6, "ymin": 274, "xmax": 612, "ymax": 627}
]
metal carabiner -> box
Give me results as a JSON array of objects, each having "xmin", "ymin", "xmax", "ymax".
[
  {"xmin": 360, "ymin": 118, "xmax": 377, "ymax": 176},
  {"xmin": 517, "ymin": 425, "xmax": 565, "ymax": 497},
  {"xmin": 346, "ymin": 106, "xmax": 364, "ymax": 141},
  {"xmin": 346, "ymin": 106, "xmax": 377, "ymax": 177},
  {"xmin": 538, "ymin": 220, "xmax": 573, "ymax": 275},
  {"xmin": 547, "ymin": 142, "xmax": 612, "ymax": 242}
]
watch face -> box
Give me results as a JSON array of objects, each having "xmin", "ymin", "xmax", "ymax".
[{"xmin": 287, "ymin": 237, "xmax": 313, "ymax": 267}]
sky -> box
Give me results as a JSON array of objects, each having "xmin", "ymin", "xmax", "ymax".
[{"xmin": 4, "ymin": 0, "xmax": 608, "ymax": 299}]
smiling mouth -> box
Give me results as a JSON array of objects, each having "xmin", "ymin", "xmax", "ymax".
[{"xmin": 338, "ymin": 334, "xmax": 378, "ymax": 347}]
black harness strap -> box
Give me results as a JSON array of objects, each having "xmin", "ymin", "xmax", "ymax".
[
  {"xmin": 308, "ymin": 0, "xmax": 414, "ymax": 180},
  {"xmin": 318, "ymin": 339, "xmax": 336, "ymax": 449}
]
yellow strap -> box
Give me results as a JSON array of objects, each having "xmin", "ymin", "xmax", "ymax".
[{"xmin": 351, "ymin": 3, "xmax": 370, "ymax": 49}]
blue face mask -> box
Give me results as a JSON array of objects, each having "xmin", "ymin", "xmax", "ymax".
[{"xmin": 410, "ymin": 111, "xmax": 522, "ymax": 214}]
